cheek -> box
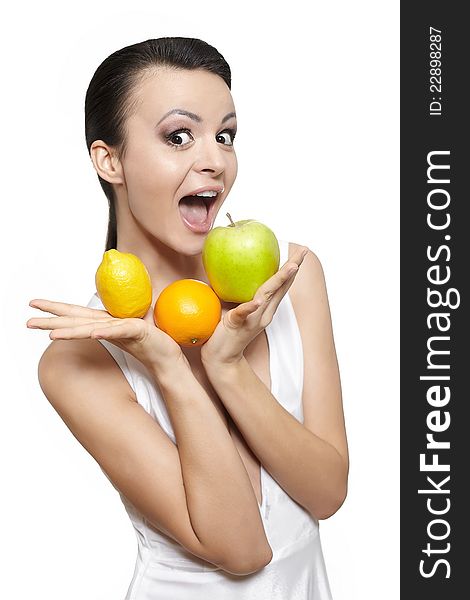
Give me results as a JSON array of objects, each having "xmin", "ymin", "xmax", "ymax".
[
  {"xmin": 124, "ymin": 150, "xmax": 188, "ymax": 227},
  {"xmin": 228, "ymin": 152, "xmax": 238, "ymax": 182},
  {"xmin": 126, "ymin": 149, "xmax": 186, "ymax": 196}
]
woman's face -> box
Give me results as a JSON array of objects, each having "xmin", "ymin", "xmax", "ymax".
[{"xmin": 112, "ymin": 67, "xmax": 237, "ymax": 255}]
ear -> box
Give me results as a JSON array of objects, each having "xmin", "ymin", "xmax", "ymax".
[{"xmin": 90, "ymin": 140, "xmax": 124, "ymax": 185}]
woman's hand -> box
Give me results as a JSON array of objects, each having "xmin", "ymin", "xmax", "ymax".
[
  {"xmin": 200, "ymin": 246, "xmax": 309, "ymax": 368},
  {"xmin": 26, "ymin": 300, "xmax": 188, "ymax": 374}
]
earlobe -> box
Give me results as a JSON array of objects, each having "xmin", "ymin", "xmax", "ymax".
[{"xmin": 90, "ymin": 141, "xmax": 124, "ymax": 184}]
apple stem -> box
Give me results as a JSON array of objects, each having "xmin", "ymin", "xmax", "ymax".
[{"xmin": 226, "ymin": 212, "xmax": 235, "ymax": 227}]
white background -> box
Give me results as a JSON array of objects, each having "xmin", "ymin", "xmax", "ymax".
[{"xmin": 1, "ymin": 1, "xmax": 399, "ymax": 598}]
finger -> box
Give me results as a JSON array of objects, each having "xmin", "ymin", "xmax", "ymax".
[
  {"xmin": 49, "ymin": 319, "xmax": 125, "ymax": 340},
  {"xmin": 257, "ymin": 272, "xmax": 298, "ymax": 324},
  {"xmin": 256, "ymin": 263, "xmax": 299, "ymax": 303},
  {"xmin": 256, "ymin": 246, "xmax": 309, "ymax": 302},
  {"xmin": 279, "ymin": 246, "xmax": 309, "ymax": 271},
  {"xmin": 253, "ymin": 256, "xmax": 305, "ymax": 323},
  {"xmin": 91, "ymin": 319, "xmax": 145, "ymax": 340},
  {"xmin": 262, "ymin": 268, "xmax": 299, "ymax": 319},
  {"xmin": 28, "ymin": 299, "xmax": 110, "ymax": 319},
  {"xmin": 26, "ymin": 315, "xmax": 113, "ymax": 330},
  {"xmin": 225, "ymin": 299, "xmax": 261, "ymax": 329}
]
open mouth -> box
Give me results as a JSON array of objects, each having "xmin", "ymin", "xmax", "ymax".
[{"xmin": 178, "ymin": 194, "xmax": 220, "ymax": 233}]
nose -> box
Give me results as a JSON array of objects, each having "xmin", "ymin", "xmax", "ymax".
[{"xmin": 193, "ymin": 135, "xmax": 225, "ymax": 175}]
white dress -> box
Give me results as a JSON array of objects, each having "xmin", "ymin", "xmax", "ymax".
[{"xmin": 86, "ymin": 239, "xmax": 333, "ymax": 599}]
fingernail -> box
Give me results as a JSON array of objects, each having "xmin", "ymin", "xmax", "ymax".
[{"xmin": 288, "ymin": 266, "xmax": 299, "ymax": 275}]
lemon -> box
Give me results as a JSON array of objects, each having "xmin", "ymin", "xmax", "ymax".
[{"xmin": 95, "ymin": 249, "xmax": 152, "ymax": 318}]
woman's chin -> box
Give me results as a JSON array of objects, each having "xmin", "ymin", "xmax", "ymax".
[{"xmin": 173, "ymin": 233, "xmax": 208, "ymax": 257}]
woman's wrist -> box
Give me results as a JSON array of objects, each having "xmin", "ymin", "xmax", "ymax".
[
  {"xmin": 146, "ymin": 352, "xmax": 191, "ymax": 387},
  {"xmin": 201, "ymin": 351, "xmax": 245, "ymax": 382},
  {"xmin": 200, "ymin": 346, "xmax": 244, "ymax": 371}
]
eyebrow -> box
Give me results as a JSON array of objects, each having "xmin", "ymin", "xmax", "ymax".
[{"xmin": 156, "ymin": 109, "xmax": 236, "ymax": 126}]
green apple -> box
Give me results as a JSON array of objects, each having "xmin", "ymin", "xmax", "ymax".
[{"xmin": 202, "ymin": 214, "xmax": 280, "ymax": 303}]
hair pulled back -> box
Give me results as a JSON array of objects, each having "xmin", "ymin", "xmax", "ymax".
[{"xmin": 84, "ymin": 37, "xmax": 232, "ymax": 250}]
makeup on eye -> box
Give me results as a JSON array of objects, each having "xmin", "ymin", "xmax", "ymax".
[
  {"xmin": 216, "ymin": 130, "xmax": 237, "ymax": 145},
  {"xmin": 163, "ymin": 126, "xmax": 237, "ymax": 148}
]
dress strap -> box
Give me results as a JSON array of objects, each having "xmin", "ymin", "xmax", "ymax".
[
  {"xmin": 265, "ymin": 237, "xmax": 305, "ymax": 421},
  {"xmin": 86, "ymin": 293, "xmax": 136, "ymax": 392}
]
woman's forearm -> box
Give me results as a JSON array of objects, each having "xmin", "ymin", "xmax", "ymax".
[
  {"xmin": 203, "ymin": 356, "xmax": 348, "ymax": 520},
  {"xmin": 149, "ymin": 359, "xmax": 272, "ymax": 566}
]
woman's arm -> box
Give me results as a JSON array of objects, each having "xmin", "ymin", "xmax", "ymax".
[
  {"xmin": 202, "ymin": 248, "xmax": 349, "ymax": 520},
  {"xmin": 147, "ymin": 356, "xmax": 273, "ymax": 569},
  {"xmin": 28, "ymin": 298, "xmax": 272, "ymax": 572},
  {"xmin": 37, "ymin": 339, "xmax": 272, "ymax": 576}
]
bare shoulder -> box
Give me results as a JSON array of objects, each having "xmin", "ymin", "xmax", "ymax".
[
  {"xmin": 287, "ymin": 241, "xmax": 326, "ymax": 313},
  {"xmin": 38, "ymin": 338, "xmax": 137, "ymax": 405}
]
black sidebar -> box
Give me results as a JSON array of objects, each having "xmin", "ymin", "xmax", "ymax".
[{"xmin": 401, "ymin": 3, "xmax": 468, "ymax": 598}]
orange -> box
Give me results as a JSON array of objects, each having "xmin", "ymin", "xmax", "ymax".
[{"xmin": 153, "ymin": 279, "xmax": 221, "ymax": 347}]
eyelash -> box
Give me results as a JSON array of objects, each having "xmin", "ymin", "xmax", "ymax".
[{"xmin": 164, "ymin": 128, "xmax": 237, "ymax": 148}]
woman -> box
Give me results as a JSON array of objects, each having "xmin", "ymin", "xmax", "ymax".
[{"xmin": 27, "ymin": 37, "xmax": 348, "ymax": 599}]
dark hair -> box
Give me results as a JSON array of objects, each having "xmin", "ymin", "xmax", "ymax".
[{"xmin": 84, "ymin": 37, "xmax": 232, "ymax": 251}]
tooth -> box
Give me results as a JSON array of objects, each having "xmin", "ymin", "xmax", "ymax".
[{"xmin": 195, "ymin": 191, "xmax": 217, "ymax": 197}]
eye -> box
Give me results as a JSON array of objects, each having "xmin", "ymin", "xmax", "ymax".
[
  {"xmin": 165, "ymin": 129, "xmax": 193, "ymax": 147},
  {"xmin": 216, "ymin": 128, "xmax": 237, "ymax": 146}
]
